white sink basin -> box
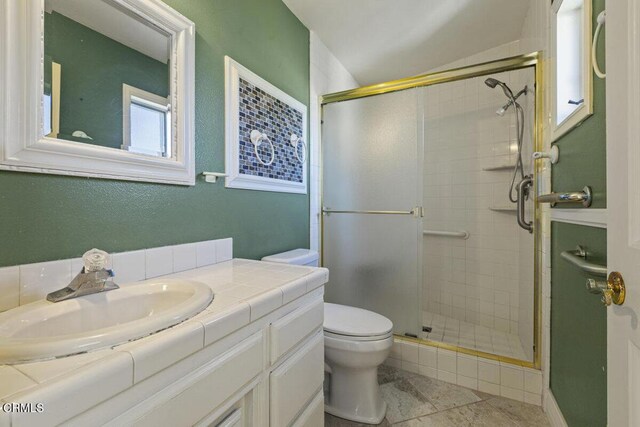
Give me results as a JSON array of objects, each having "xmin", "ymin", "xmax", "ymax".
[{"xmin": 0, "ymin": 279, "xmax": 213, "ymax": 364}]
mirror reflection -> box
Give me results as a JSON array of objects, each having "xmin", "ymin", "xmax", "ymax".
[
  {"xmin": 43, "ymin": 0, "xmax": 172, "ymax": 158},
  {"xmin": 555, "ymin": 0, "xmax": 585, "ymax": 126}
]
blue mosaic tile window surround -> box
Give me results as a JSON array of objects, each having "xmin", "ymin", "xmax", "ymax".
[{"xmin": 238, "ymin": 78, "xmax": 304, "ymax": 183}]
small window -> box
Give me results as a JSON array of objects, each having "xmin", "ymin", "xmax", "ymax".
[
  {"xmin": 551, "ymin": 0, "xmax": 593, "ymax": 140},
  {"xmin": 122, "ymin": 84, "xmax": 171, "ymax": 158}
]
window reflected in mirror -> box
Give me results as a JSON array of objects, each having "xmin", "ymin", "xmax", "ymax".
[
  {"xmin": 555, "ymin": 0, "xmax": 585, "ymax": 126},
  {"xmin": 43, "ymin": 0, "xmax": 172, "ymax": 158}
]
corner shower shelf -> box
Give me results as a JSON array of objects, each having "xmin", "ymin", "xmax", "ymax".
[
  {"xmin": 489, "ymin": 206, "xmax": 517, "ymax": 212},
  {"xmin": 483, "ymin": 164, "xmax": 514, "ymax": 171}
]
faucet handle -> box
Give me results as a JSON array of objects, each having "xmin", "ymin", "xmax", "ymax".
[{"xmin": 82, "ymin": 248, "xmax": 110, "ymax": 272}]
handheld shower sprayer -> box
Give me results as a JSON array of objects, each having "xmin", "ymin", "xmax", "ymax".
[{"xmin": 484, "ymin": 77, "xmax": 529, "ymax": 207}]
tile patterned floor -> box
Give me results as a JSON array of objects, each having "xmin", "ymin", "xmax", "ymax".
[
  {"xmin": 421, "ymin": 311, "xmax": 530, "ymax": 361},
  {"xmin": 325, "ymin": 365, "xmax": 550, "ymax": 426}
]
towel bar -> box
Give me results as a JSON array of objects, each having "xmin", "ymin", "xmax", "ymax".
[
  {"xmin": 423, "ymin": 230, "xmax": 470, "ymax": 239},
  {"xmin": 560, "ymin": 245, "xmax": 607, "ymax": 276}
]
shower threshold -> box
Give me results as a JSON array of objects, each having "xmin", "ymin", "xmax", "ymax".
[{"xmin": 422, "ymin": 311, "xmax": 530, "ymax": 362}]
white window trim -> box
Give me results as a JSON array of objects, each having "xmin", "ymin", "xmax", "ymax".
[
  {"xmin": 122, "ymin": 83, "xmax": 171, "ymax": 158},
  {"xmin": 224, "ymin": 56, "xmax": 308, "ymax": 194},
  {"xmin": 0, "ymin": 0, "xmax": 195, "ymax": 185},
  {"xmin": 550, "ymin": 0, "xmax": 594, "ymax": 141}
]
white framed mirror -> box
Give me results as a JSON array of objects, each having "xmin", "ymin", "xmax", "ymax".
[
  {"xmin": 0, "ymin": 0, "xmax": 195, "ymax": 185},
  {"xmin": 551, "ymin": 0, "xmax": 593, "ymax": 141}
]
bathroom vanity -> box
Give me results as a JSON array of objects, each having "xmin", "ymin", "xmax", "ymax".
[{"xmin": 0, "ymin": 259, "xmax": 328, "ymax": 427}]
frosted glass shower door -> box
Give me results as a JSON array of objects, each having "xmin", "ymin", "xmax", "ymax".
[{"xmin": 322, "ymin": 89, "xmax": 422, "ymax": 337}]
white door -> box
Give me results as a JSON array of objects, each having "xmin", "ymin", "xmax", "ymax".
[{"xmin": 607, "ymin": 1, "xmax": 640, "ymax": 426}]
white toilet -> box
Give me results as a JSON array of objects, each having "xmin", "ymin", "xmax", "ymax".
[{"xmin": 262, "ymin": 249, "xmax": 393, "ymax": 425}]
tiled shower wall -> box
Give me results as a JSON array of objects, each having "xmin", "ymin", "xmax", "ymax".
[{"xmin": 422, "ymin": 67, "xmax": 535, "ymax": 358}]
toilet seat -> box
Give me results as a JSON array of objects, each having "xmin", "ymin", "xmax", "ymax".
[
  {"xmin": 324, "ymin": 329, "xmax": 393, "ymax": 342},
  {"xmin": 324, "ymin": 303, "xmax": 393, "ymax": 339}
]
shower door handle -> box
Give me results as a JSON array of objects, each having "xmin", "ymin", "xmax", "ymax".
[{"xmin": 517, "ymin": 175, "xmax": 533, "ymax": 233}]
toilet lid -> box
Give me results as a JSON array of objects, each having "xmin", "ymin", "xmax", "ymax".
[{"xmin": 324, "ymin": 303, "xmax": 393, "ymax": 338}]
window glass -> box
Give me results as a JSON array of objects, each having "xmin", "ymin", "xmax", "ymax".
[
  {"xmin": 556, "ymin": 0, "xmax": 585, "ymax": 125},
  {"xmin": 129, "ymin": 100, "xmax": 168, "ymax": 157}
]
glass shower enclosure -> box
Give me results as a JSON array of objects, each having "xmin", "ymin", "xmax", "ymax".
[
  {"xmin": 321, "ymin": 54, "xmax": 541, "ymax": 365},
  {"xmin": 322, "ymin": 88, "xmax": 423, "ymax": 337}
]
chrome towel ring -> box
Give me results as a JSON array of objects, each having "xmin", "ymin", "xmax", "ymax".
[
  {"xmin": 290, "ymin": 134, "xmax": 306, "ymax": 164},
  {"xmin": 249, "ymin": 130, "xmax": 275, "ymax": 166}
]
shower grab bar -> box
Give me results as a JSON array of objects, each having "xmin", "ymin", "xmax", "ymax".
[
  {"xmin": 517, "ymin": 175, "xmax": 534, "ymax": 233},
  {"xmin": 537, "ymin": 187, "xmax": 592, "ymax": 207},
  {"xmin": 561, "ymin": 245, "xmax": 607, "ymax": 277},
  {"xmin": 322, "ymin": 207, "xmax": 422, "ymax": 216},
  {"xmin": 423, "ymin": 230, "xmax": 469, "ymax": 239}
]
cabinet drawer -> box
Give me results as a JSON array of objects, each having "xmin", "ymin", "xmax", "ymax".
[
  {"xmin": 270, "ymin": 299, "xmax": 323, "ymax": 363},
  {"xmin": 270, "ymin": 331, "xmax": 324, "ymax": 427},
  {"xmin": 291, "ymin": 390, "xmax": 324, "ymax": 427}
]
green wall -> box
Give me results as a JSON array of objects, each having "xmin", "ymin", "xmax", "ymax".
[
  {"xmin": 44, "ymin": 11, "xmax": 169, "ymax": 148},
  {"xmin": 550, "ymin": 0, "xmax": 607, "ymax": 425},
  {"xmin": 550, "ymin": 223, "xmax": 607, "ymax": 427},
  {"xmin": 551, "ymin": 0, "xmax": 606, "ymax": 208},
  {"xmin": 0, "ymin": 0, "xmax": 310, "ymax": 267}
]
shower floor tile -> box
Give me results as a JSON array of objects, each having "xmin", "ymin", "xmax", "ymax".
[{"xmin": 421, "ymin": 311, "xmax": 530, "ymax": 361}]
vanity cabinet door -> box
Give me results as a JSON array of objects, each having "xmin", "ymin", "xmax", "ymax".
[{"xmin": 270, "ymin": 331, "xmax": 324, "ymax": 427}]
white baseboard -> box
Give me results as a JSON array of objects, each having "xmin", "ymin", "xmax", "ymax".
[{"xmin": 543, "ymin": 388, "xmax": 568, "ymax": 427}]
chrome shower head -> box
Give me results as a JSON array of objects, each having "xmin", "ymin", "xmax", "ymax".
[
  {"xmin": 484, "ymin": 78, "xmax": 500, "ymax": 88},
  {"xmin": 484, "ymin": 77, "xmax": 514, "ymax": 99}
]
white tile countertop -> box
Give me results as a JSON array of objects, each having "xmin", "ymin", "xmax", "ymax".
[{"xmin": 0, "ymin": 259, "xmax": 328, "ymax": 426}]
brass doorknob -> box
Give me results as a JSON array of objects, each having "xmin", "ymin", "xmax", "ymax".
[{"xmin": 602, "ymin": 271, "xmax": 626, "ymax": 306}]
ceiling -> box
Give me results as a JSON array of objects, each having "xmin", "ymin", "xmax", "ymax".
[
  {"xmin": 46, "ymin": 0, "xmax": 170, "ymax": 63},
  {"xmin": 283, "ymin": 0, "xmax": 531, "ymax": 85}
]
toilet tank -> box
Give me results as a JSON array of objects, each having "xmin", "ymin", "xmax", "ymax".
[{"xmin": 261, "ymin": 249, "xmax": 319, "ymax": 267}]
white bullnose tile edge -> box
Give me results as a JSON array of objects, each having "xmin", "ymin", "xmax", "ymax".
[
  {"xmin": 8, "ymin": 352, "xmax": 134, "ymax": 426},
  {"xmin": 117, "ymin": 321, "xmax": 205, "ymax": 383},
  {"xmin": 199, "ymin": 303, "xmax": 252, "ymax": 347},
  {"xmin": 248, "ymin": 288, "xmax": 284, "ymax": 321}
]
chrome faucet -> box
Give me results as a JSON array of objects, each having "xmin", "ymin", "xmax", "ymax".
[
  {"xmin": 47, "ymin": 268, "xmax": 119, "ymax": 302},
  {"xmin": 46, "ymin": 249, "xmax": 119, "ymax": 302}
]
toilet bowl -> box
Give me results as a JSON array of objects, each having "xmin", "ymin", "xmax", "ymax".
[
  {"xmin": 323, "ymin": 303, "xmax": 393, "ymax": 424},
  {"xmin": 261, "ymin": 249, "xmax": 393, "ymax": 424}
]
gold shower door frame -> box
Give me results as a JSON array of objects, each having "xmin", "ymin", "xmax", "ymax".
[{"xmin": 320, "ymin": 52, "xmax": 544, "ymax": 369}]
